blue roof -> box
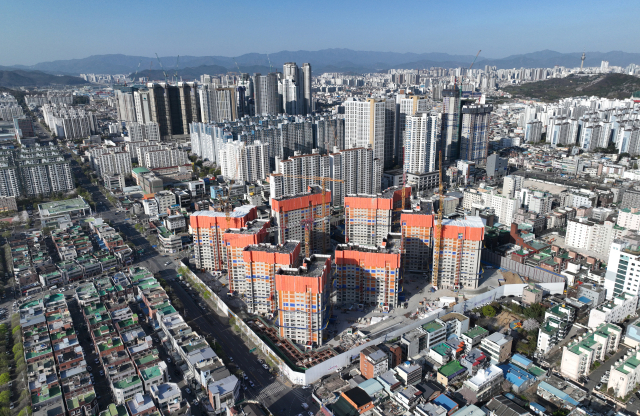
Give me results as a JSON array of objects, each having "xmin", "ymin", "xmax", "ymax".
[
  {"xmin": 578, "ymin": 296, "xmax": 593, "ymax": 304},
  {"xmin": 512, "ymin": 354, "xmax": 532, "ymax": 368},
  {"xmin": 530, "ymin": 402, "xmax": 546, "ymax": 413},
  {"xmin": 359, "ymin": 378, "xmax": 384, "ymax": 396},
  {"xmin": 499, "ymin": 363, "xmax": 536, "ymax": 387},
  {"xmin": 433, "ymin": 394, "xmax": 458, "ymax": 412},
  {"xmin": 537, "ymin": 381, "xmax": 580, "ymax": 406}
]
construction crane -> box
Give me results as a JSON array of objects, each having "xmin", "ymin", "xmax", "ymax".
[
  {"xmin": 274, "ymin": 174, "xmax": 344, "ymax": 257},
  {"xmin": 266, "ymin": 53, "xmax": 273, "ymax": 73},
  {"xmin": 233, "ymin": 57, "xmax": 242, "ymax": 74},
  {"xmin": 155, "ymin": 53, "xmax": 168, "ymax": 83},
  {"xmin": 132, "ymin": 61, "xmax": 141, "ymax": 83},
  {"xmin": 432, "ymin": 151, "xmax": 444, "ymax": 290}
]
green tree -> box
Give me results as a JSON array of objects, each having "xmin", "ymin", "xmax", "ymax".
[
  {"xmin": 523, "ymin": 303, "xmax": 546, "ymax": 321},
  {"xmin": 0, "ymin": 390, "xmax": 9, "ymax": 406},
  {"xmin": 0, "ymin": 373, "xmax": 8, "ymax": 384},
  {"xmin": 18, "ymin": 407, "xmax": 31, "ymax": 416},
  {"xmin": 482, "ymin": 305, "xmax": 496, "ymax": 318},
  {"xmin": 12, "ymin": 344, "xmax": 22, "ymax": 355},
  {"xmin": 552, "ymin": 410, "xmax": 569, "ymax": 416},
  {"xmin": 11, "ymin": 325, "xmax": 20, "ymax": 335}
]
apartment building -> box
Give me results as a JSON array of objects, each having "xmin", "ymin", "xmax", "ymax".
[
  {"xmin": 94, "ymin": 150, "xmax": 132, "ymax": 178},
  {"xmin": 275, "ymin": 254, "xmax": 332, "ymax": 346},
  {"xmin": 433, "ymin": 217, "xmax": 484, "ymax": 290},
  {"xmin": 461, "ymin": 326, "xmax": 490, "ymax": 353},
  {"xmin": 154, "ymin": 191, "xmax": 176, "ymax": 215},
  {"xmin": 503, "ymin": 175, "xmax": 524, "ymax": 198},
  {"xmin": 271, "ymin": 187, "xmax": 330, "ymax": 257},
  {"xmin": 223, "ymin": 220, "xmax": 269, "ymax": 295},
  {"xmin": 607, "ymin": 347, "xmax": 640, "ymax": 398},
  {"xmin": 335, "ymin": 235, "xmax": 401, "ymax": 310},
  {"xmin": 480, "ymin": 333, "xmax": 513, "ymax": 364},
  {"xmin": 190, "ymin": 206, "xmax": 258, "ymax": 271},
  {"xmin": 269, "ymin": 146, "xmax": 381, "ymax": 207},
  {"xmin": 127, "ymin": 121, "xmax": 160, "ymax": 142},
  {"xmin": 0, "ymin": 146, "xmax": 74, "ymax": 197},
  {"xmin": 218, "ymin": 140, "xmax": 269, "ymax": 183},
  {"xmin": 560, "ymin": 323, "xmax": 622, "ymax": 381},
  {"xmin": 242, "ymin": 242, "xmax": 301, "ymax": 315},
  {"xmin": 144, "ymin": 148, "xmax": 188, "ymax": 169},
  {"xmin": 565, "ymin": 218, "xmax": 619, "ymax": 258},
  {"xmin": 344, "ymin": 97, "xmax": 386, "ymax": 162},
  {"xmin": 345, "ymin": 186, "xmax": 411, "ymax": 246},
  {"xmin": 404, "ymin": 112, "xmax": 438, "ymax": 174},
  {"xmin": 459, "ymin": 365, "xmax": 504, "ymax": 404},
  {"xmin": 460, "ymin": 104, "xmax": 493, "ymax": 166},
  {"xmin": 400, "ymin": 202, "xmax": 433, "ymax": 274},
  {"xmin": 588, "ymin": 292, "xmax": 639, "ymax": 328}
]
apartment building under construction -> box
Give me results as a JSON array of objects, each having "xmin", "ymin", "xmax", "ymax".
[
  {"xmin": 190, "ymin": 206, "xmax": 258, "ymax": 271},
  {"xmin": 276, "ymin": 254, "xmax": 332, "ymax": 347},
  {"xmin": 242, "ymin": 242, "xmax": 301, "ymax": 315},
  {"xmin": 334, "ymin": 234, "xmax": 401, "ymax": 310},
  {"xmin": 433, "ymin": 217, "xmax": 485, "ymax": 290},
  {"xmin": 400, "ymin": 201, "xmax": 434, "ymax": 275},
  {"xmin": 223, "ymin": 220, "xmax": 269, "ymax": 295},
  {"xmin": 271, "ymin": 186, "xmax": 330, "ymax": 256},
  {"xmin": 344, "ymin": 186, "xmax": 411, "ymax": 246}
]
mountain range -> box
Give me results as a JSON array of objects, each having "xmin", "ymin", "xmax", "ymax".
[{"xmin": 2, "ymin": 49, "xmax": 640, "ymax": 79}]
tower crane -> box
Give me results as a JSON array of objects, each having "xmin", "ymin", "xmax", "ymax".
[
  {"xmin": 432, "ymin": 151, "xmax": 444, "ymax": 289},
  {"xmin": 266, "ymin": 53, "xmax": 273, "ymax": 73},
  {"xmin": 174, "ymin": 55, "xmax": 180, "ymax": 82},
  {"xmin": 155, "ymin": 53, "xmax": 168, "ymax": 83},
  {"xmin": 273, "ymin": 174, "xmax": 344, "ymax": 258}
]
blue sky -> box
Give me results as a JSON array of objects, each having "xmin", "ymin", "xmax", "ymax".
[{"xmin": 1, "ymin": 0, "xmax": 638, "ymax": 65}]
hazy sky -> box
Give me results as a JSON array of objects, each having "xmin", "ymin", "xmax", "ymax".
[{"xmin": 2, "ymin": 0, "xmax": 639, "ymax": 65}]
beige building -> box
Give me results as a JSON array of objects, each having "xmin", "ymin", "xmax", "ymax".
[
  {"xmin": 608, "ymin": 346, "xmax": 640, "ymax": 398},
  {"xmin": 522, "ymin": 284, "xmax": 543, "ymax": 305},
  {"xmin": 480, "ymin": 332, "xmax": 513, "ymax": 364}
]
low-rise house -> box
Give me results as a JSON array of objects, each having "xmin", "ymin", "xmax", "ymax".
[
  {"xmin": 112, "ymin": 375, "xmax": 144, "ymax": 405},
  {"xmin": 149, "ymin": 382, "xmax": 182, "ymax": 414},
  {"xmin": 537, "ymin": 376, "xmax": 586, "ymax": 409},
  {"xmin": 207, "ymin": 375, "xmax": 240, "ymax": 413},
  {"xmin": 560, "ymin": 323, "xmax": 622, "ymax": 380},
  {"xmin": 138, "ymin": 363, "xmax": 167, "ymax": 392},
  {"xmin": 395, "ymin": 361, "xmax": 422, "ymax": 386},
  {"xmin": 460, "ymin": 349, "xmax": 489, "ymax": 375},
  {"xmin": 500, "ymin": 363, "xmax": 537, "ymax": 393},
  {"xmin": 485, "ymin": 395, "xmax": 532, "ymax": 416},
  {"xmin": 126, "ymin": 393, "xmax": 157, "ymax": 416},
  {"xmin": 437, "ymin": 360, "xmax": 467, "ymax": 387},
  {"xmin": 461, "ymin": 326, "xmax": 490, "ymax": 353},
  {"xmin": 480, "ymin": 332, "xmax": 513, "ymax": 364}
]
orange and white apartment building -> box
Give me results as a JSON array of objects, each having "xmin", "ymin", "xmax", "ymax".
[
  {"xmin": 275, "ymin": 254, "xmax": 332, "ymax": 346},
  {"xmin": 189, "ymin": 206, "xmax": 257, "ymax": 271},
  {"xmin": 344, "ymin": 186, "xmax": 411, "ymax": 246},
  {"xmin": 335, "ymin": 234, "xmax": 401, "ymax": 310},
  {"xmin": 400, "ymin": 202, "xmax": 434, "ymax": 274},
  {"xmin": 242, "ymin": 242, "xmax": 301, "ymax": 315},
  {"xmin": 433, "ymin": 217, "xmax": 485, "ymax": 290},
  {"xmin": 271, "ymin": 186, "xmax": 330, "ymax": 256},
  {"xmin": 222, "ymin": 219, "xmax": 269, "ymax": 295}
]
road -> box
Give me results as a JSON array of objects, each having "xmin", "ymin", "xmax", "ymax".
[{"xmin": 68, "ymin": 150, "xmax": 317, "ymax": 416}]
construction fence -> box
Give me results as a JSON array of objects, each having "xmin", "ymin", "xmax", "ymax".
[{"xmin": 481, "ymin": 250, "xmax": 567, "ymax": 284}]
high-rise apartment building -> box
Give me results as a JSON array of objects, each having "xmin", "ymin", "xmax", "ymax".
[
  {"xmin": 433, "ymin": 217, "xmax": 485, "ymax": 290},
  {"xmin": 502, "ymin": 175, "xmax": 524, "ymax": 198},
  {"xmin": 397, "ymin": 95, "xmax": 429, "ymax": 166},
  {"xmin": 218, "ymin": 140, "xmax": 269, "ymax": 183},
  {"xmin": 242, "ymin": 242, "xmax": 301, "ymax": 315},
  {"xmin": 302, "ymin": 63, "xmax": 312, "ymax": 115},
  {"xmin": 144, "ymin": 148, "xmax": 188, "ymax": 169},
  {"xmin": 147, "ymin": 82, "xmax": 201, "ymax": 139},
  {"xmin": 133, "ymin": 89, "xmax": 153, "ymax": 124},
  {"xmin": 604, "ymin": 240, "xmax": 640, "ymax": 299},
  {"xmin": 460, "ymin": 104, "xmax": 493, "ymax": 166},
  {"xmin": 404, "ymin": 112, "xmax": 438, "ymax": 174},
  {"xmin": 126, "ymin": 122, "xmax": 160, "ymax": 142},
  {"xmin": 253, "ymin": 73, "xmax": 279, "ymax": 116},
  {"xmin": 525, "ymin": 120, "xmax": 543, "ymax": 143},
  {"xmin": 344, "ymin": 186, "xmax": 411, "ymax": 246},
  {"xmin": 270, "ymin": 146, "xmax": 381, "ymax": 207},
  {"xmin": 400, "ymin": 203, "xmax": 434, "ymax": 274},
  {"xmin": 200, "ymin": 85, "xmax": 237, "ymax": 123},
  {"xmin": 441, "ymin": 87, "xmax": 462, "ymax": 164},
  {"xmin": 94, "ymin": 150, "xmax": 132, "ymax": 178},
  {"xmin": 344, "ymin": 98, "xmax": 386, "ymax": 162},
  {"xmin": 271, "ymin": 187, "xmax": 331, "ymax": 256},
  {"xmin": 276, "ymin": 254, "xmax": 331, "ymax": 346},
  {"xmin": 335, "ymin": 235, "xmax": 401, "ymax": 310},
  {"xmin": 42, "ymin": 104, "xmax": 97, "ymax": 140},
  {"xmin": 223, "ymin": 220, "xmax": 269, "ymax": 295},
  {"xmin": 114, "ymin": 87, "xmax": 138, "ymax": 122},
  {"xmin": 189, "ymin": 206, "xmax": 258, "ymax": 271}
]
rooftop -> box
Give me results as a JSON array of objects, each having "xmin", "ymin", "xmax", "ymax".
[
  {"xmin": 439, "ymin": 360, "xmax": 466, "ymax": 377},
  {"xmin": 463, "ymin": 326, "xmax": 489, "ymax": 339}
]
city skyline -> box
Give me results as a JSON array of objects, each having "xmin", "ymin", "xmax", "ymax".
[{"xmin": 2, "ymin": 0, "xmax": 640, "ymax": 66}]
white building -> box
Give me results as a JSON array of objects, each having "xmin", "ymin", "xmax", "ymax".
[
  {"xmin": 503, "ymin": 175, "xmax": 524, "ymax": 198},
  {"xmin": 617, "ymin": 208, "xmax": 640, "ymax": 231},
  {"xmin": 200, "ymin": 85, "xmax": 237, "ymax": 122},
  {"xmin": 565, "ymin": 218, "xmax": 619, "ymax": 259},
  {"xmin": 560, "ymin": 323, "xmax": 622, "ymax": 381},
  {"xmin": 404, "ymin": 112, "xmax": 438, "ymax": 174},
  {"xmin": 482, "ymin": 192, "xmax": 518, "ymax": 225},
  {"xmin": 144, "ymin": 148, "xmax": 188, "ymax": 169},
  {"xmin": 344, "ymin": 97, "xmax": 386, "ymax": 162},
  {"xmin": 219, "ymin": 140, "xmax": 269, "ymax": 183},
  {"xmin": 127, "ymin": 121, "xmax": 160, "ymax": 142},
  {"xmin": 94, "ymin": 150, "xmax": 132, "ymax": 178},
  {"xmin": 604, "ymin": 240, "xmax": 640, "ymax": 299},
  {"xmin": 587, "ymin": 292, "xmax": 639, "ymax": 328},
  {"xmin": 142, "ymin": 198, "xmax": 159, "ymax": 216},
  {"xmin": 608, "ymin": 346, "xmax": 640, "ymax": 398}
]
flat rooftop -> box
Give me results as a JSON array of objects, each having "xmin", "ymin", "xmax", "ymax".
[
  {"xmin": 38, "ymin": 197, "xmax": 90, "ymax": 215},
  {"xmin": 245, "ymin": 241, "xmax": 300, "ymax": 254},
  {"xmin": 277, "ymin": 255, "xmax": 330, "ymax": 277},
  {"xmin": 225, "ymin": 219, "xmax": 269, "ymax": 235},
  {"xmin": 191, "ymin": 205, "xmax": 255, "ymax": 218}
]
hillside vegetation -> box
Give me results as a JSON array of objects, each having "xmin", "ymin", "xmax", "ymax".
[
  {"xmin": 503, "ymin": 73, "xmax": 640, "ymax": 101},
  {"xmin": 0, "ymin": 70, "xmax": 88, "ymax": 87}
]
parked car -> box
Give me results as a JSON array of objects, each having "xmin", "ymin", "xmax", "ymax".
[
  {"xmin": 167, "ymin": 357, "xmax": 172, "ymax": 363},
  {"xmin": 185, "ymin": 388, "xmax": 191, "ymax": 394},
  {"xmin": 596, "ymin": 383, "xmax": 603, "ymax": 390}
]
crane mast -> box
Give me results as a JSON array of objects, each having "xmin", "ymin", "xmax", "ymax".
[{"xmin": 432, "ymin": 151, "xmax": 444, "ymax": 289}]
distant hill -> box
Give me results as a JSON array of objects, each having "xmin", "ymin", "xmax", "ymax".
[
  {"xmin": 0, "ymin": 70, "xmax": 88, "ymax": 87},
  {"xmin": 503, "ymin": 73, "xmax": 640, "ymax": 101}
]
